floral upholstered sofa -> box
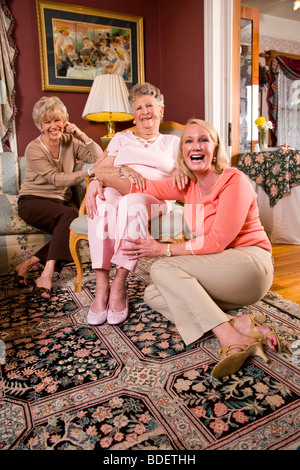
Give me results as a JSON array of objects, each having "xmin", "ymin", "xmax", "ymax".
[{"xmin": 0, "ymin": 152, "xmax": 88, "ymax": 276}]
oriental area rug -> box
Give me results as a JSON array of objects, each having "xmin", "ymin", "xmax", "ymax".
[{"xmin": 0, "ymin": 260, "xmax": 300, "ymax": 451}]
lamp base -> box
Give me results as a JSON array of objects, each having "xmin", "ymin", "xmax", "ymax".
[
  {"xmin": 106, "ymin": 120, "xmax": 115, "ymax": 136},
  {"xmin": 101, "ymin": 135, "xmax": 113, "ymax": 150},
  {"xmin": 100, "ymin": 121, "xmax": 116, "ymax": 150}
]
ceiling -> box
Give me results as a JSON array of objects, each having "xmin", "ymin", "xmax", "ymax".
[{"xmin": 241, "ymin": 0, "xmax": 300, "ymax": 22}]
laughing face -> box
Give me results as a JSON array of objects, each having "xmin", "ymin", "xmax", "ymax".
[
  {"xmin": 182, "ymin": 123, "xmax": 217, "ymax": 175},
  {"xmin": 133, "ymin": 95, "xmax": 163, "ymax": 133},
  {"xmin": 41, "ymin": 114, "xmax": 66, "ymax": 143}
]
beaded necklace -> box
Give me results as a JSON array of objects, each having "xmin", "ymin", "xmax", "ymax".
[{"xmin": 133, "ymin": 133, "xmax": 160, "ymax": 148}]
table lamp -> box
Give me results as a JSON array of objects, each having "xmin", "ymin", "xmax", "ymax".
[{"xmin": 82, "ymin": 74, "xmax": 133, "ymax": 148}]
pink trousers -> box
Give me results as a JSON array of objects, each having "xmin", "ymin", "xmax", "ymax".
[{"xmin": 88, "ymin": 187, "xmax": 168, "ymax": 272}]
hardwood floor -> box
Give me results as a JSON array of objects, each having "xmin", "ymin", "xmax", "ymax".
[{"xmin": 271, "ymin": 244, "xmax": 300, "ymax": 306}]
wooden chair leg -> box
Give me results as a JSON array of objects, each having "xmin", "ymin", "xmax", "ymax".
[{"xmin": 69, "ymin": 229, "xmax": 88, "ymax": 293}]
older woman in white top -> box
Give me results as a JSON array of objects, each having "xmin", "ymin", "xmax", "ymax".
[{"xmin": 86, "ymin": 82, "xmax": 185, "ymax": 326}]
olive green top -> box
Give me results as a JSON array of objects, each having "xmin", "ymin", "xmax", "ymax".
[{"xmin": 19, "ymin": 134, "xmax": 103, "ymax": 201}]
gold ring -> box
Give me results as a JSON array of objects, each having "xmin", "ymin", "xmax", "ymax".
[{"xmin": 136, "ymin": 251, "xmax": 139, "ymax": 256}]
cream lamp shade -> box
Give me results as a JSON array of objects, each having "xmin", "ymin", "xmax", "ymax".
[{"xmin": 82, "ymin": 74, "xmax": 133, "ymax": 137}]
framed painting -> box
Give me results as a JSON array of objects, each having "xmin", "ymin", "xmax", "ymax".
[{"xmin": 36, "ymin": 1, "xmax": 144, "ymax": 92}]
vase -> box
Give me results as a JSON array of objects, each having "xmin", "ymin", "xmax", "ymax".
[
  {"xmin": 254, "ymin": 143, "xmax": 260, "ymax": 152},
  {"xmin": 260, "ymin": 131, "xmax": 268, "ymax": 150}
]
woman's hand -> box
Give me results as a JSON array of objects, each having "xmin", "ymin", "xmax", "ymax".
[
  {"xmin": 121, "ymin": 237, "xmax": 166, "ymax": 259},
  {"xmin": 64, "ymin": 121, "xmax": 91, "ymax": 144},
  {"xmin": 171, "ymin": 168, "xmax": 189, "ymax": 190},
  {"xmin": 89, "ymin": 149, "xmax": 109, "ymax": 176},
  {"xmin": 119, "ymin": 165, "xmax": 146, "ymax": 191},
  {"xmin": 85, "ymin": 179, "xmax": 104, "ymax": 219},
  {"xmin": 64, "ymin": 121, "xmax": 82, "ymax": 138}
]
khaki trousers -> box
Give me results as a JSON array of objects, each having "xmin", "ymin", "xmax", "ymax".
[{"xmin": 144, "ymin": 246, "xmax": 273, "ymax": 345}]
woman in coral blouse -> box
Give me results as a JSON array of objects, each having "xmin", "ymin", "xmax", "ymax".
[{"xmin": 93, "ymin": 118, "xmax": 279, "ymax": 379}]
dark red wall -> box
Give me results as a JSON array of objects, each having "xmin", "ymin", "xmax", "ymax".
[
  {"xmin": 159, "ymin": 1, "xmax": 205, "ymax": 124},
  {"xmin": 8, "ymin": 0, "xmax": 204, "ymax": 155}
]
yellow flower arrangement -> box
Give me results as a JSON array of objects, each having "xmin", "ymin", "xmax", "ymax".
[
  {"xmin": 255, "ymin": 117, "xmax": 266, "ymax": 128},
  {"xmin": 255, "ymin": 116, "xmax": 273, "ymax": 146}
]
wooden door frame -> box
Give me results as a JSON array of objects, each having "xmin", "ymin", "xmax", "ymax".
[
  {"xmin": 231, "ymin": 0, "xmax": 241, "ymax": 164},
  {"xmin": 231, "ymin": 1, "xmax": 259, "ymax": 165}
]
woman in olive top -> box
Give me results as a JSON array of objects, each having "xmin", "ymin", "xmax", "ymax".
[{"xmin": 15, "ymin": 96, "xmax": 103, "ymax": 299}]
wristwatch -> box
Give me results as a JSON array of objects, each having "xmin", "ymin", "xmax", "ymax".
[
  {"xmin": 165, "ymin": 243, "xmax": 172, "ymax": 257},
  {"xmin": 89, "ymin": 176, "xmax": 103, "ymax": 185}
]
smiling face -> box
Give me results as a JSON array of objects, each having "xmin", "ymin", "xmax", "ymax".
[
  {"xmin": 182, "ymin": 123, "xmax": 217, "ymax": 176},
  {"xmin": 133, "ymin": 95, "xmax": 163, "ymax": 134},
  {"xmin": 41, "ymin": 113, "xmax": 66, "ymax": 144}
]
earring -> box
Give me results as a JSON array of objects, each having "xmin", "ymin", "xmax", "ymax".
[
  {"xmin": 212, "ymin": 156, "xmax": 217, "ymax": 163},
  {"xmin": 133, "ymin": 120, "xmax": 136, "ymax": 124}
]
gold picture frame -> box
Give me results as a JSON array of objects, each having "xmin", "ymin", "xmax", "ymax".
[{"xmin": 36, "ymin": 0, "xmax": 144, "ymax": 93}]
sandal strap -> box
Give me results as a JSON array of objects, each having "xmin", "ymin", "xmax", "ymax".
[
  {"xmin": 34, "ymin": 286, "xmax": 51, "ymax": 294},
  {"xmin": 218, "ymin": 343, "xmax": 249, "ymax": 358},
  {"xmin": 247, "ymin": 314, "xmax": 281, "ymax": 352}
]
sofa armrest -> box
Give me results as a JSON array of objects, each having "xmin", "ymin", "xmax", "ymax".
[{"xmin": 0, "ymin": 152, "xmax": 20, "ymax": 195}]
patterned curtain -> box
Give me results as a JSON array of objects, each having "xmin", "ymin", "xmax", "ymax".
[
  {"xmin": 0, "ymin": 0, "xmax": 17, "ymax": 151},
  {"xmin": 269, "ymin": 55, "xmax": 300, "ymax": 145},
  {"xmin": 277, "ymin": 71, "xmax": 300, "ymax": 148}
]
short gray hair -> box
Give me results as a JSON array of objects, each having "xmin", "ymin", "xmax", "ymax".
[
  {"xmin": 32, "ymin": 96, "xmax": 69, "ymax": 131},
  {"xmin": 128, "ymin": 82, "xmax": 164, "ymax": 113}
]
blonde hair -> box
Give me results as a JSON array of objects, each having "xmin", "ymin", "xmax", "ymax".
[
  {"xmin": 32, "ymin": 96, "xmax": 69, "ymax": 131},
  {"xmin": 177, "ymin": 118, "xmax": 229, "ymax": 182}
]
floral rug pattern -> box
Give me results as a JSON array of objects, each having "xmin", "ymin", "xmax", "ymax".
[{"xmin": 0, "ymin": 261, "xmax": 300, "ymax": 450}]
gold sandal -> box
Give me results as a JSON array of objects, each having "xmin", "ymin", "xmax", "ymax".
[
  {"xmin": 212, "ymin": 341, "xmax": 269, "ymax": 379},
  {"xmin": 246, "ymin": 314, "xmax": 281, "ymax": 352}
]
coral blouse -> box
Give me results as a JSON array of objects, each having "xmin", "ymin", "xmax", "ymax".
[{"xmin": 131, "ymin": 167, "xmax": 272, "ymax": 254}]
